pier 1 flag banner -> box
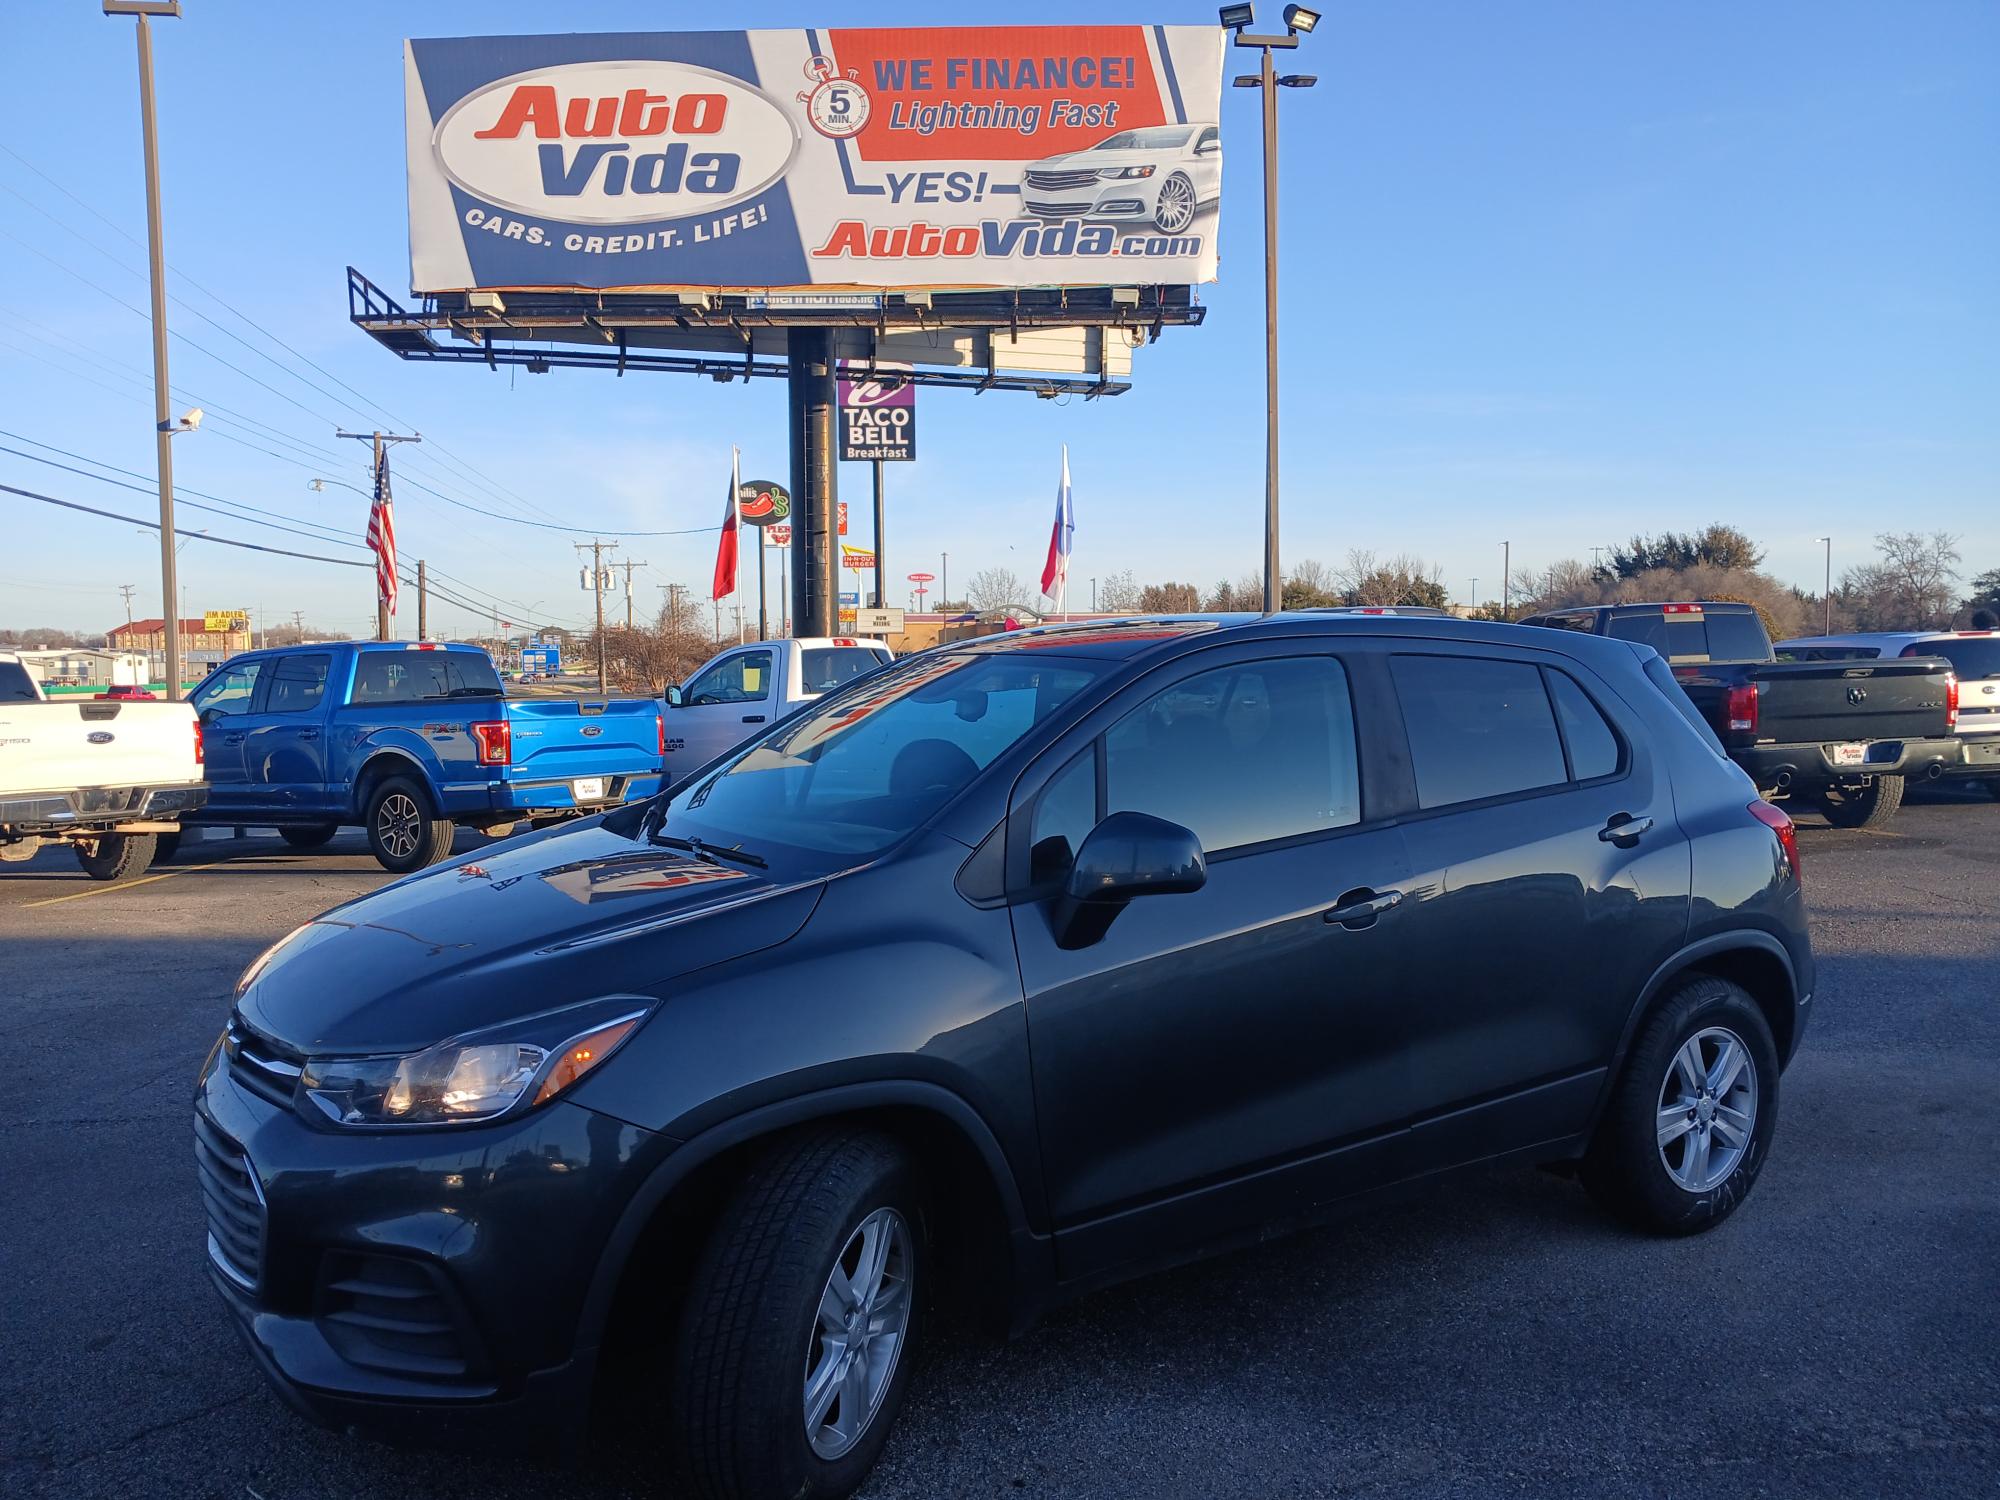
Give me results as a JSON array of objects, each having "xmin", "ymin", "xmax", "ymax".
[{"xmin": 404, "ymin": 26, "xmax": 1224, "ymax": 292}]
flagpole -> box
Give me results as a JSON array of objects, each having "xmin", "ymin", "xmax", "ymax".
[{"xmin": 338, "ymin": 427, "xmax": 420, "ymax": 641}]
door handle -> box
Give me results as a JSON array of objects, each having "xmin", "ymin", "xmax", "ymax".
[
  {"xmin": 741, "ymin": 714, "xmax": 766, "ymax": 724},
  {"xmin": 1323, "ymin": 888, "xmax": 1404, "ymax": 929},
  {"xmin": 1599, "ymin": 813, "xmax": 1654, "ymax": 843},
  {"xmin": 223, "ymin": 732, "xmax": 244, "ymax": 745},
  {"xmin": 298, "ymin": 728, "xmax": 320, "ymax": 741}
]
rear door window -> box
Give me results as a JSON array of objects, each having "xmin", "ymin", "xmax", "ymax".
[
  {"xmin": 0, "ymin": 661, "xmax": 37, "ymax": 702},
  {"xmin": 263, "ymin": 654, "xmax": 330, "ymax": 715},
  {"xmin": 1391, "ymin": 655, "xmax": 1568, "ymax": 809}
]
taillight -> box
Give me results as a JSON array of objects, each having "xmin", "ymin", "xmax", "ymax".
[
  {"xmin": 1724, "ymin": 682, "xmax": 1759, "ymax": 734},
  {"xmin": 470, "ymin": 720, "xmax": 511, "ymax": 766},
  {"xmin": 656, "ymin": 714, "xmax": 666, "ymax": 758},
  {"xmin": 1945, "ymin": 673, "xmax": 1959, "ymax": 731},
  {"xmin": 1747, "ymin": 800, "xmax": 1801, "ymax": 888},
  {"xmin": 192, "ymin": 718, "xmax": 204, "ymax": 766}
]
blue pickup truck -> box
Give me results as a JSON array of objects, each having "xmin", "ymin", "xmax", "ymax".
[{"xmin": 182, "ymin": 642, "xmax": 663, "ymax": 871}]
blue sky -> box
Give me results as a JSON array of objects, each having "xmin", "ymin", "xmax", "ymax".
[{"xmin": 3, "ymin": 1, "xmax": 1993, "ymax": 637}]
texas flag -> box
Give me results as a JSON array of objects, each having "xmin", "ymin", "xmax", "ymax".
[
  {"xmin": 711, "ymin": 446, "xmax": 741, "ymax": 600},
  {"xmin": 1040, "ymin": 444, "xmax": 1074, "ymax": 610}
]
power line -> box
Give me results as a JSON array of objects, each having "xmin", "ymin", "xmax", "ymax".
[{"xmin": 0, "ymin": 481, "xmax": 370, "ymax": 567}]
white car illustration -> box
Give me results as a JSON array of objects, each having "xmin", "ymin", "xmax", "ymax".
[{"xmin": 1020, "ymin": 124, "xmax": 1221, "ymax": 233}]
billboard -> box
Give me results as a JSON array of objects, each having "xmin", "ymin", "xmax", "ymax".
[
  {"xmin": 202, "ymin": 611, "xmax": 249, "ymax": 633},
  {"xmin": 404, "ymin": 26, "xmax": 1223, "ymax": 293},
  {"xmin": 839, "ymin": 362, "xmax": 915, "ymax": 462}
]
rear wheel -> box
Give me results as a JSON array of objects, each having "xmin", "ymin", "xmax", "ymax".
[
  {"xmin": 671, "ymin": 1129, "xmax": 925, "ymax": 1500},
  {"xmin": 279, "ymin": 823, "xmax": 338, "ymax": 851},
  {"xmin": 1583, "ymin": 975, "xmax": 1778, "ymax": 1235},
  {"xmin": 75, "ymin": 832, "xmax": 158, "ymax": 883},
  {"xmin": 364, "ymin": 777, "xmax": 456, "ymax": 873},
  {"xmin": 1819, "ymin": 773, "xmax": 1904, "ymax": 829}
]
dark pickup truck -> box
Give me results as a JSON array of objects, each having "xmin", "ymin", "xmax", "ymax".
[{"xmin": 1521, "ymin": 601, "xmax": 1960, "ymax": 827}]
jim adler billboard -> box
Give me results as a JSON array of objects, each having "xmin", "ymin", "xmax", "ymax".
[{"xmin": 404, "ymin": 26, "xmax": 1223, "ymax": 293}]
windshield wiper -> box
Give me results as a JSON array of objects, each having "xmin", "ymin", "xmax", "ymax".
[{"xmin": 649, "ymin": 832, "xmax": 767, "ymax": 869}]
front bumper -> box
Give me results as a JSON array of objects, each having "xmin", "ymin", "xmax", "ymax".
[
  {"xmin": 0, "ymin": 780, "xmax": 206, "ymax": 834},
  {"xmin": 196, "ymin": 1051, "xmax": 660, "ymax": 1452},
  {"xmin": 1733, "ymin": 736, "xmax": 1962, "ymax": 790}
]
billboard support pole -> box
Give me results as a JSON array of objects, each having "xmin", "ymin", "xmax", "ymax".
[
  {"xmin": 417, "ymin": 559, "xmax": 427, "ymax": 641},
  {"xmin": 789, "ymin": 330, "xmax": 838, "ymax": 639},
  {"xmin": 871, "ymin": 460, "xmax": 886, "ymax": 612}
]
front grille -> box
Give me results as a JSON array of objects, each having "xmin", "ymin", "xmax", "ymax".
[
  {"xmin": 224, "ymin": 1016, "xmax": 303, "ymax": 1107},
  {"xmin": 316, "ymin": 1252, "xmax": 482, "ymax": 1381},
  {"xmin": 1024, "ymin": 168, "xmax": 1099, "ymax": 189},
  {"xmin": 1025, "ymin": 200, "xmax": 1091, "ymax": 218},
  {"xmin": 194, "ymin": 1110, "xmax": 265, "ymax": 1290}
]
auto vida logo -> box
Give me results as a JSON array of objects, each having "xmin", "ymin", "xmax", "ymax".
[{"xmin": 432, "ymin": 60, "xmax": 800, "ymax": 226}]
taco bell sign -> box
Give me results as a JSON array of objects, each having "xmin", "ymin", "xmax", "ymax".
[{"xmin": 838, "ymin": 364, "xmax": 916, "ymax": 463}]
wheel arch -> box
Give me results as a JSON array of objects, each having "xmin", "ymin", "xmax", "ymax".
[
  {"xmin": 351, "ymin": 750, "xmax": 434, "ymax": 821},
  {"xmin": 579, "ymin": 1081, "xmax": 1051, "ymax": 1371},
  {"xmin": 1586, "ymin": 932, "xmax": 1802, "ymax": 1139}
]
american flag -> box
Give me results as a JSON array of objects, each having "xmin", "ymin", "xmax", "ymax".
[{"xmin": 367, "ymin": 446, "xmax": 398, "ymax": 615}]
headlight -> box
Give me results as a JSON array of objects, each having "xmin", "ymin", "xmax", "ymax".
[
  {"xmin": 300, "ymin": 997, "xmax": 651, "ymax": 1127},
  {"xmin": 1098, "ymin": 165, "xmax": 1156, "ymax": 179}
]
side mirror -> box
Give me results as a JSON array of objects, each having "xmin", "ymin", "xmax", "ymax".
[
  {"xmin": 665, "ymin": 685, "xmax": 683, "ymax": 708},
  {"xmin": 1050, "ymin": 811, "xmax": 1206, "ymax": 950}
]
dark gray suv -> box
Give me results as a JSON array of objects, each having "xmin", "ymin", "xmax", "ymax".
[{"xmin": 197, "ymin": 614, "xmax": 1812, "ymax": 1500}]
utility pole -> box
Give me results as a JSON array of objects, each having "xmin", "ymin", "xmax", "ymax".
[
  {"xmin": 1501, "ymin": 541, "xmax": 1511, "ymax": 619},
  {"xmin": 118, "ymin": 583, "xmax": 136, "ymax": 627},
  {"xmin": 104, "ymin": 0, "xmax": 184, "ymax": 695},
  {"xmin": 1817, "ymin": 537, "xmax": 1832, "ymax": 633},
  {"xmin": 1090, "ymin": 577, "xmax": 1098, "ymax": 612},
  {"xmin": 336, "ymin": 428, "xmax": 421, "ymax": 640},
  {"xmin": 1469, "ymin": 578, "xmax": 1478, "ymax": 612},
  {"xmin": 416, "ymin": 559, "xmax": 428, "ymax": 641},
  {"xmin": 290, "ymin": 609, "xmax": 304, "ymax": 639},
  {"xmin": 941, "ymin": 551, "xmax": 949, "ymax": 609},
  {"xmin": 574, "ymin": 539, "xmax": 617, "ymax": 691},
  {"xmin": 619, "ymin": 558, "xmax": 648, "ymax": 629}
]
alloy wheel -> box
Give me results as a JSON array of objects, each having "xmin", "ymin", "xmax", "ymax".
[
  {"xmin": 1656, "ymin": 1026, "xmax": 1758, "ymax": 1192},
  {"xmin": 803, "ymin": 1206, "xmax": 912, "ymax": 1461},
  {"xmin": 376, "ymin": 794, "xmax": 420, "ymax": 860},
  {"xmin": 1155, "ymin": 174, "xmax": 1196, "ymax": 233}
]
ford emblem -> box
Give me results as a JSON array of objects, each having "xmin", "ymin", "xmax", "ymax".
[
  {"xmin": 580, "ymin": 725, "xmax": 602, "ymax": 738},
  {"xmin": 87, "ymin": 730, "xmax": 115, "ymax": 744}
]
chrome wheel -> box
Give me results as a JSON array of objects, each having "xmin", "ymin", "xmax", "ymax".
[
  {"xmin": 1154, "ymin": 173, "xmax": 1196, "ymax": 232},
  {"xmin": 1657, "ymin": 1026, "xmax": 1758, "ymax": 1192},
  {"xmin": 375, "ymin": 793, "xmax": 421, "ymax": 860},
  {"xmin": 803, "ymin": 1206, "xmax": 911, "ymax": 1461}
]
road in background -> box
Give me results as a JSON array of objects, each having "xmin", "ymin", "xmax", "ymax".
[{"xmin": 2, "ymin": 793, "xmax": 1995, "ymax": 1498}]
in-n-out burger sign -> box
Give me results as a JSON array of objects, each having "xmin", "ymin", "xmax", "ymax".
[{"xmin": 433, "ymin": 61, "xmax": 797, "ymax": 225}]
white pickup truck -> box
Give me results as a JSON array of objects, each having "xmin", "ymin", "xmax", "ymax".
[
  {"xmin": 661, "ymin": 636, "xmax": 893, "ymax": 783},
  {"xmin": 0, "ymin": 651, "xmax": 209, "ymax": 880}
]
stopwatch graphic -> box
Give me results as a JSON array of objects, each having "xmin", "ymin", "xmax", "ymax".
[{"xmin": 798, "ymin": 54, "xmax": 871, "ymax": 139}]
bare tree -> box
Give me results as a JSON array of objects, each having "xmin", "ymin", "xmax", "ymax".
[
  {"xmin": 1839, "ymin": 532, "xmax": 1962, "ymax": 630},
  {"xmin": 595, "ymin": 596, "xmax": 713, "ymax": 694},
  {"xmin": 1097, "ymin": 569, "xmax": 1140, "ymax": 612},
  {"xmin": 967, "ymin": 566, "xmax": 1025, "ymax": 612},
  {"xmin": 1137, "ymin": 581, "xmax": 1201, "ymax": 612}
]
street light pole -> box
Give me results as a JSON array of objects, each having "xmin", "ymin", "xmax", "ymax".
[
  {"xmin": 105, "ymin": 0, "xmax": 184, "ymax": 695},
  {"xmin": 1817, "ymin": 536, "xmax": 1832, "ymax": 633},
  {"xmin": 1227, "ymin": 4, "xmax": 1318, "ymax": 615}
]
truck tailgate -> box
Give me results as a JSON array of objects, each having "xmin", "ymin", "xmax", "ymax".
[
  {"xmin": 0, "ymin": 700, "xmax": 201, "ymax": 796},
  {"xmin": 503, "ymin": 698, "xmax": 661, "ymax": 783},
  {"xmin": 1749, "ymin": 658, "xmax": 1954, "ymax": 745}
]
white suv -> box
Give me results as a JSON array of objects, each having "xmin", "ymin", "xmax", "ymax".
[{"xmin": 1021, "ymin": 124, "xmax": 1221, "ymax": 233}]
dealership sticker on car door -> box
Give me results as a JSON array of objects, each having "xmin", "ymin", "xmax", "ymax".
[{"xmin": 572, "ymin": 777, "xmax": 606, "ymax": 801}]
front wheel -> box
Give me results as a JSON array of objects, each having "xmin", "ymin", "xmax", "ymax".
[
  {"xmin": 671, "ymin": 1130, "xmax": 925, "ymax": 1500},
  {"xmin": 75, "ymin": 832, "xmax": 158, "ymax": 883},
  {"xmin": 363, "ymin": 777, "xmax": 456, "ymax": 874},
  {"xmin": 1583, "ymin": 975, "xmax": 1778, "ymax": 1235},
  {"xmin": 1152, "ymin": 171, "xmax": 1197, "ymax": 233},
  {"xmin": 1819, "ymin": 773, "xmax": 1904, "ymax": 829}
]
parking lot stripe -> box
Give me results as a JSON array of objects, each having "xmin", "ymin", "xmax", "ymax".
[{"xmin": 24, "ymin": 860, "xmax": 232, "ymax": 908}]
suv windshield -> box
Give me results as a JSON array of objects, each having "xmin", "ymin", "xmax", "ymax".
[{"xmin": 656, "ymin": 653, "xmax": 1102, "ymax": 866}]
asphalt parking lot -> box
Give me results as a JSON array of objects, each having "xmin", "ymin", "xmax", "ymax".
[{"xmin": 2, "ymin": 790, "xmax": 1995, "ymax": 1499}]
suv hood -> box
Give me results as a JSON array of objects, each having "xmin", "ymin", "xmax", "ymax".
[{"xmin": 235, "ymin": 821, "xmax": 822, "ymax": 1055}]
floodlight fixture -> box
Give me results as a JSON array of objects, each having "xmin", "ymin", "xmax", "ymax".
[
  {"xmin": 1219, "ymin": 4, "xmax": 1256, "ymax": 30},
  {"xmin": 1284, "ymin": 5, "xmax": 1321, "ymax": 33}
]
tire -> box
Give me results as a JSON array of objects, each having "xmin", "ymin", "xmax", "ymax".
[
  {"xmin": 1583, "ymin": 975, "xmax": 1779, "ymax": 1236},
  {"xmin": 75, "ymin": 832, "xmax": 158, "ymax": 883},
  {"xmin": 279, "ymin": 823, "xmax": 339, "ymax": 851},
  {"xmin": 363, "ymin": 777, "xmax": 456, "ymax": 873},
  {"xmin": 1819, "ymin": 773, "xmax": 1904, "ymax": 829},
  {"xmin": 1153, "ymin": 171, "xmax": 1197, "ymax": 233},
  {"xmin": 151, "ymin": 830, "xmax": 181, "ymax": 865},
  {"xmin": 671, "ymin": 1129, "xmax": 926, "ymax": 1500}
]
